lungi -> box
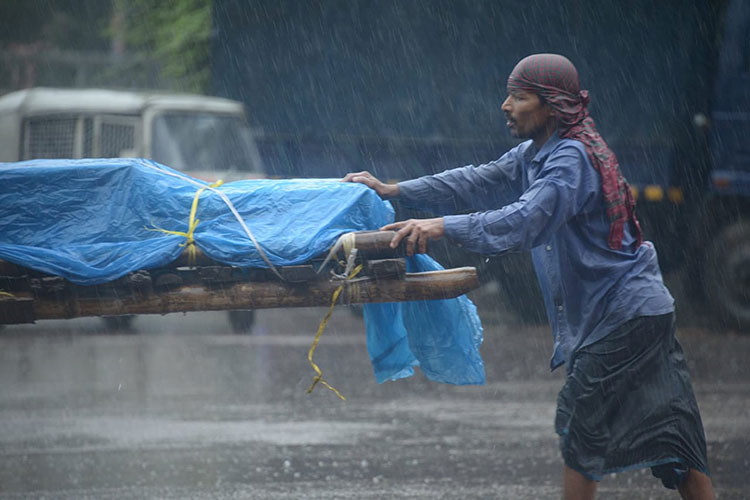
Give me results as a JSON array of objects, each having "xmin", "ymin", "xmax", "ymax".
[{"xmin": 555, "ymin": 313, "xmax": 709, "ymax": 489}]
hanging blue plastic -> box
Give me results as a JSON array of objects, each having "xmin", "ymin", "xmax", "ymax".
[{"xmin": 0, "ymin": 158, "xmax": 484, "ymax": 385}]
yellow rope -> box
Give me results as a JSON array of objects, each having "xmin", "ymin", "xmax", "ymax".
[
  {"xmin": 0, "ymin": 291, "xmax": 15, "ymax": 298},
  {"xmin": 316, "ymin": 231, "xmax": 356, "ymax": 274},
  {"xmin": 306, "ymin": 263, "xmax": 363, "ymax": 400},
  {"xmin": 142, "ymin": 182, "xmax": 360, "ymax": 399},
  {"xmin": 145, "ymin": 180, "xmax": 223, "ymax": 266},
  {"xmin": 341, "ymin": 232, "xmax": 356, "ymax": 261}
]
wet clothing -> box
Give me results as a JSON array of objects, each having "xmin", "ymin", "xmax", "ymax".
[
  {"xmin": 391, "ymin": 51, "xmax": 708, "ymax": 489},
  {"xmin": 395, "ymin": 138, "xmax": 708, "ymax": 485},
  {"xmin": 397, "ymin": 132, "xmax": 674, "ymax": 370},
  {"xmin": 555, "ymin": 313, "xmax": 709, "ymax": 488},
  {"xmin": 507, "ymin": 53, "xmax": 641, "ymax": 249}
]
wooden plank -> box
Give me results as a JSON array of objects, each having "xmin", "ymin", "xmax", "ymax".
[
  {"xmin": 0, "ymin": 275, "xmax": 31, "ymax": 293},
  {"xmin": 0, "ymin": 260, "xmax": 25, "ymax": 276},
  {"xmin": 0, "ymin": 295, "xmax": 35, "ymax": 324},
  {"xmin": 278, "ymin": 265, "xmax": 318, "ymax": 283},
  {"xmin": 14, "ymin": 267, "xmax": 479, "ymax": 322},
  {"xmin": 365, "ymin": 258, "xmax": 406, "ymax": 279}
]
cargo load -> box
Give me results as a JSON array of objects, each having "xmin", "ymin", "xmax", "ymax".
[{"xmin": 0, "ymin": 158, "xmax": 485, "ymax": 385}]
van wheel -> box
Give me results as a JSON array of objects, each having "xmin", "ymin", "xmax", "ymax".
[
  {"xmin": 228, "ymin": 310, "xmax": 256, "ymax": 334},
  {"xmin": 102, "ymin": 315, "xmax": 136, "ymax": 331},
  {"xmin": 703, "ymin": 220, "xmax": 750, "ymax": 332}
]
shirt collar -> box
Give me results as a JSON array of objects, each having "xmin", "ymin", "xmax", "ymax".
[{"xmin": 524, "ymin": 131, "xmax": 563, "ymax": 165}]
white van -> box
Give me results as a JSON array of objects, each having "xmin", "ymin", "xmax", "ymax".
[
  {"xmin": 0, "ymin": 87, "xmax": 265, "ymax": 332},
  {"xmin": 0, "ymin": 87, "xmax": 265, "ymax": 181}
]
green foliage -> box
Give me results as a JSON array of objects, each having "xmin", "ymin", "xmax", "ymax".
[
  {"xmin": 120, "ymin": 0, "xmax": 212, "ymax": 93},
  {"xmin": 0, "ymin": 0, "xmax": 111, "ymax": 49}
]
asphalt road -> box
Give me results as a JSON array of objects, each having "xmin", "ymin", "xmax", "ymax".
[{"xmin": 0, "ymin": 284, "xmax": 748, "ymax": 499}]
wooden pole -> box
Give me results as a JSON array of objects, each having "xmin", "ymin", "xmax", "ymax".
[
  {"xmin": 0, "ymin": 230, "xmax": 469, "ymax": 324},
  {"xmin": 9, "ymin": 267, "xmax": 478, "ymax": 322},
  {"xmin": 169, "ymin": 230, "xmax": 404, "ymax": 267}
]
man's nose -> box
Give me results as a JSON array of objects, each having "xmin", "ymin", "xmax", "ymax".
[{"xmin": 501, "ymin": 96, "xmax": 511, "ymax": 112}]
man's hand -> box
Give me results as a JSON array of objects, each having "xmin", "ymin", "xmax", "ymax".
[
  {"xmin": 341, "ymin": 171, "xmax": 399, "ymax": 199},
  {"xmin": 381, "ymin": 218, "xmax": 444, "ymax": 256}
]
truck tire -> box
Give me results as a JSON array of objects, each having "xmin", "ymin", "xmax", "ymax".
[
  {"xmin": 228, "ymin": 310, "xmax": 256, "ymax": 334},
  {"xmin": 488, "ymin": 253, "xmax": 547, "ymax": 325},
  {"xmin": 703, "ymin": 220, "xmax": 750, "ymax": 331}
]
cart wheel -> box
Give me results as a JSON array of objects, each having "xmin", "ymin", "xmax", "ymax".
[{"xmin": 228, "ymin": 310, "xmax": 256, "ymax": 334}]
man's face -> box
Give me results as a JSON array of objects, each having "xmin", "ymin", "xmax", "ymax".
[{"xmin": 501, "ymin": 91, "xmax": 556, "ymax": 140}]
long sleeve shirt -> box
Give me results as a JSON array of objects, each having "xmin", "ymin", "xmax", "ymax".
[{"xmin": 397, "ymin": 133, "xmax": 674, "ymax": 371}]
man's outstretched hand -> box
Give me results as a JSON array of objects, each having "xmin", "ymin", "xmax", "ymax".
[
  {"xmin": 343, "ymin": 171, "xmax": 443, "ymax": 255},
  {"xmin": 381, "ymin": 218, "xmax": 444, "ymax": 256},
  {"xmin": 341, "ymin": 171, "xmax": 399, "ymax": 199}
]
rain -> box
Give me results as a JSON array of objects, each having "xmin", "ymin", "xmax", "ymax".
[{"xmin": 0, "ymin": 1, "xmax": 749, "ymax": 498}]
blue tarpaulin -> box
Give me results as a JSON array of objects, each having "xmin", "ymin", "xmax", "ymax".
[{"xmin": 0, "ymin": 158, "xmax": 484, "ymax": 385}]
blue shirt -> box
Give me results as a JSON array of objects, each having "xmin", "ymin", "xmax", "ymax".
[{"xmin": 397, "ymin": 133, "xmax": 674, "ymax": 371}]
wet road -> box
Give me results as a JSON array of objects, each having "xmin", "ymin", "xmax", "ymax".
[{"xmin": 1, "ymin": 285, "xmax": 749, "ymax": 499}]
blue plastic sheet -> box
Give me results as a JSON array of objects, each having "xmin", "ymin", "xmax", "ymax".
[
  {"xmin": 0, "ymin": 158, "xmax": 484, "ymax": 385},
  {"xmin": 364, "ymin": 255, "xmax": 485, "ymax": 385}
]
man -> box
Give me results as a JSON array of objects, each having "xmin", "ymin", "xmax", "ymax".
[{"xmin": 343, "ymin": 54, "xmax": 715, "ymax": 499}]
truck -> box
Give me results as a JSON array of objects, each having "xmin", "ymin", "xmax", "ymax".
[
  {"xmin": 211, "ymin": 0, "xmax": 750, "ymax": 331},
  {"xmin": 0, "ymin": 87, "xmax": 266, "ymax": 331}
]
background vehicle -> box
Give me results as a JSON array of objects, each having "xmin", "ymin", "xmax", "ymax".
[
  {"xmin": 0, "ymin": 87, "xmax": 266, "ymax": 332},
  {"xmin": 211, "ymin": 0, "xmax": 750, "ymax": 331}
]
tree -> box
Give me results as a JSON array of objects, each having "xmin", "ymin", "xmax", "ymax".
[
  {"xmin": 118, "ymin": 0, "xmax": 212, "ymax": 93},
  {"xmin": 0, "ymin": 0, "xmax": 111, "ymax": 49},
  {"xmin": 1, "ymin": 0, "xmax": 211, "ymax": 92}
]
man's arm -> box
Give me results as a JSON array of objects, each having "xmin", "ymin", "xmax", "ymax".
[
  {"xmin": 342, "ymin": 146, "xmax": 525, "ymax": 215},
  {"xmin": 380, "ymin": 150, "xmax": 583, "ymax": 256},
  {"xmin": 342, "ymin": 145, "xmax": 528, "ymax": 255},
  {"xmin": 443, "ymin": 145, "xmax": 594, "ymax": 255},
  {"xmin": 397, "ymin": 147, "xmax": 525, "ymax": 215},
  {"xmin": 380, "ymin": 145, "xmax": 594, "ymax": 256}
]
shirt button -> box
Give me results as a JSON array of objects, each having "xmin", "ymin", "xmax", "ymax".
[
  {"xmin": 546, "ymin": 245, "xmax": 552, "ymax": 251},
  {"xmin": 557, "ymin": 305, "xmax": 563, "ymax": 312}
]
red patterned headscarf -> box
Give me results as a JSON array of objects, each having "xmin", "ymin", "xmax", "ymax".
[{"xmin": 507, "ymin": 53, "xmax": 642, "ymax": 250}]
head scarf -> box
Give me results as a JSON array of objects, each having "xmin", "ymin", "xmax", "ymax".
[{"xmin": 507, "ymin": 53, "xmax": 642, "ymax": 250}]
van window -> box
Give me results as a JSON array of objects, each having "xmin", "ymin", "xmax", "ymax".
[
  {"xmin": 99, "ymin": 120, "xmax": 136, "ymax": 157},
  {"xmin": 151, "ymin": 113, "xmax": 263, "ymax": 176},
  {"xmin": 23, "ymin": 115, "xmax": 139, "ymax": 160},
  {"xmin": 24, "ymin": 117, "xmax": 77, "ymax": 159}
]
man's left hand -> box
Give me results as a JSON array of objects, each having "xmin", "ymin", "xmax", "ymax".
[{"xmin": 380, "ymin": 218, "xmax": 445, "ymax": 256}]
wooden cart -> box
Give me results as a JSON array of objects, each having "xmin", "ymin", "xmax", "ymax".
[{"xmin": 0, "ymin": 231, "xmax": 479, "ymax": 326}]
